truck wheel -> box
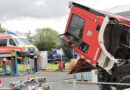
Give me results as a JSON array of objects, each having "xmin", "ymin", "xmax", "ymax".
[
  {"xmin": 117, "ymin": 75, "xmax": 130, "ymax": 90},
  {"xmin": 98, "ymin": 69, "xmax": 113, "ymax": 90},
  {"xmin": 99, "ymin": 85, "xmax": 112, "ymax": 90}
]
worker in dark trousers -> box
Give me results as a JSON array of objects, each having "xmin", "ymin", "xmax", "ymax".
[{"xmin": 2, "ymin": 57, "xmax": 7, "ymax": 74}]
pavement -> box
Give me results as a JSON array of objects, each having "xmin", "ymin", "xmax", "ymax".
[{"xmin": 0, "ymin": 71, "xmax": 100, "ymax": 90}]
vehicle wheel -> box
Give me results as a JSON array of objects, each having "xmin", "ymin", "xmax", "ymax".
[
  {"xmin": 116, "ymin": 75, "xmax": 130, "ymax": 90},
  {"xmin": 99, "ymin": 85, "xmax": 112, "ymax": 90},
  {"xmin": 98, "ymin": 69, "xmax": 113, "ymax": 90}
]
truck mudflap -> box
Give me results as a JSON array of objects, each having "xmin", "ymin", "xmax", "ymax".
[{"xmin": 69, "ymin": 58, "xmax": 96, "ymax": 74}]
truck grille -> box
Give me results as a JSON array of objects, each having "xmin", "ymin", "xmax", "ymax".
[{"xmin": 27, "ymin": 47, "xmax": 35, "ymax": 53}]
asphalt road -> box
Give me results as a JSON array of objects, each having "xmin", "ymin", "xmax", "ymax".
[{"xmin": 0, "ymin": 71, "xmax": 100, "ymax": 90}]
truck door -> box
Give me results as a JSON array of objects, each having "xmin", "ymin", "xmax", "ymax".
[{"xmin": 64, "ymin": 5, "xmax": 105, "ymax": 64}]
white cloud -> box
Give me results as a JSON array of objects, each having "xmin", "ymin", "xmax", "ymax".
[
  {"xmin": 1, "ymin": 0, "xmax": 130, "ymax": 34},
  {"xmin": 74, "ymin": 0, "xmax": 130, "ymax": 10},
  {"xmin": 0, "ymin": 0, "xmax": 70, "ymax": 20},
  {"xmin": 2, "ymin": 15, "xmax": 69, "ymax": 34},
  {"xmin": 35, "ymin": 0, "xmax": 45, "ymax": 6}
]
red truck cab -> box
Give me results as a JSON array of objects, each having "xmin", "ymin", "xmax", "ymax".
[
  {"xmin": 60, "ymin": 2, "xmax": 130, "ymax": 73},
  {"xmin": 60, "ymin": 2, "xmax": 130, "ymax": 90},
  {"xmin": 63, "ymin": 2, "xmax": 105, "ymax": 65}
]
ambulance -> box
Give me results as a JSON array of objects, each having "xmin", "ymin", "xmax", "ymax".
[{"xmin": 0, "ymin": 32, "xmax": 38, "ymax": 59}]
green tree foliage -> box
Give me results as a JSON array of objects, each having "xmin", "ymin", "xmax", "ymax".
[
  {"xmin": 26, "ymin": 28, "xmax": 73, "ymax": 59},
  {"xmin": 57, "ymin": 44, "xmax": 72, "ymax": 59},
  {"xmin": 33, "ymin": 28, "xmax": 60, "ymax": 51},
  {"xmin": 0, "ymin": 24, "xmax": 8, "ymax": 33},
  {"xmin": 24, "ymin": 31, "xmax": 33, "ymax": 43}
]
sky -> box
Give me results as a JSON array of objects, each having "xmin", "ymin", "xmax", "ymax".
[{"xmin": 1, "ymin": 0, "xmax": 130, "ymax": 34}]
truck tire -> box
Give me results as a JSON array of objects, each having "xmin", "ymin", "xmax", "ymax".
[
  {"xmin": 98, "ymin": 69, "xmax": 113, "ymax": 90},
  {"xmin": 116, "ymin": 75, "xmax": 130, "ymax": 90},
  {"xmin": 99, "ymin": 85, "xmax": 112, "ymax": 90}
]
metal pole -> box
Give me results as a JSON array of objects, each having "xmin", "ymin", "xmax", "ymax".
[
  {"xmin": 34, "ymin": 55, "xmax": 39, "ymax": 73},
  {"xmin": 34, "ymin": 58, "xmax": 37, "ymax": 72},
  {"xmin": 60, "ymin": 48, "xmax": 63, "ymax": 62},
  {"xmin": 14, "ymin": 50, "xmax": 18, "ymax": 75},
  {"xmin": 73, "ymin": 49, "xmax": 74, "ymax": 59}
]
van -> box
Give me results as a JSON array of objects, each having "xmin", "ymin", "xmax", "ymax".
[{"xmin": 0, "ymin": 32, "xmax": 38, "ymax": 59}]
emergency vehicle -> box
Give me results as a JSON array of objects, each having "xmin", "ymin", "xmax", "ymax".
[
  {"xmin": 60, "ymin": 2, "xmax": 130, "ymax": 90},
  {"xmin": 0, "ymin": 32, "xmax": 38, "ymax": 59}
]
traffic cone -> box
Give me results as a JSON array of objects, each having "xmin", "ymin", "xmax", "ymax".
[{"xmin": 0, "ymin": 80, "xmax": 3, "ymax": 88}]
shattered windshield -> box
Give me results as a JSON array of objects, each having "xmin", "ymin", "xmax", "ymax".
[{"xmin": 15, "ymin": 38, "xmax": 32, "ymax": 45}]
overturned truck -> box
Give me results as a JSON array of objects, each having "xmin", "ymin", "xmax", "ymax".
[{"xmin": 60, "ymin": 2, "xmax": 130, "ymax": 90}]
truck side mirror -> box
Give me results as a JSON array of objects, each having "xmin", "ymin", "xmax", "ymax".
[{"xmin": 59, "ymin": 34, "xmax": 73, "ymax": 48}]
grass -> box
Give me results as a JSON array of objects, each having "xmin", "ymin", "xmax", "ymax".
[
  {"xmin": 17, "ymin": 64, "xmax": 30, "ymax": 71},
  {"xmin": 0, "ymin": 64, "xmax": 29, "ymax": 72},
  {"xmin": 47, "ymin": 64, "xmax": 59, "ymax": 71},
  {"xmin": 0, "ymin": 64, "xmax": 59, "ymax": 72},
  {"xmin": 0, "ymin": 64, "xmax": 70, "ymax": 72},
  {"xmin": 47, "ymin": 64, "xmax": 70, "ymax": 71}
]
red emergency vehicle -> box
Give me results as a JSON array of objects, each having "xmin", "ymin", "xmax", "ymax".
[{"xmin": 60, "ymin": 2, "xmax": 130, "ymax": 90}]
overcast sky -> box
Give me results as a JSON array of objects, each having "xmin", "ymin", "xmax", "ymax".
[{"xmin": 1, "ymin": 0, "xmax": 130, "ymax": 34}]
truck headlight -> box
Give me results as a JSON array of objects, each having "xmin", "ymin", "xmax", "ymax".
[{"xmin": 23, "ymin": 47, "xmax": 28, "ymax": 52}]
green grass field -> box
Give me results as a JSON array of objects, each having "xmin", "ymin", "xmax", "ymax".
[
  {"xmin": 0, "ymin": 64, "xmax": 59, "ymax": 72},
  {"xmin": 0, "ymin": 64, "xmax": 69, "ymax": 72},
  {"xmin": 48, "ymin": 64, "xmax": 59, "ymax": 71},
  {"xmin": 0, "ymin": 64, "xmax": 29, "ymax": 72}
]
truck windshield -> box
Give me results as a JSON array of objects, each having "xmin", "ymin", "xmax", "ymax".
[
  {"xmin": 65, "ymin": 14, "xmax": 89, "ymax": 53},
  {"xmin": 67, "ymin": 14, "xmax": 85, "ymax": 39},
  {"xmin": 15, "ymin": 38, "xmax": 32, "ymax": 45}
]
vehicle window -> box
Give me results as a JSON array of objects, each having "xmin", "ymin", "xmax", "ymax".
[
  {"xmin": 66, "ymin": 14, "xmax": 89, "ymax": 53},
  {"xmin": 67, "ymin": 14, "xmax": 85, "ymax": 39},
  {"xmin": 0, "ymin": 39, "xmax": 7, "ymax": 46},
  {"xmin": 9, "ymin": 39, "xmax": 16, "ymax": 46},
  {"xmin": 15, "ymin": 38, "xmax": 32, "ymax": 45}
]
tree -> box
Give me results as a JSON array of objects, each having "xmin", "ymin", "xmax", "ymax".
[
  {"xmin": 24, "ymin": 31, "xmax": 33, "ymax": 43},
  {"xmin": 57, "ymin": 43, "xmax": 73, "ymax": 59},
  {"xmin": 0, "ymin": 24, "xmax": 8, "ymax": 33},
  {"xmin": 25, "ymin": 28, "xmax": 72, "ymax": 59},
  {"xmin": 33, "ymin": 28, "xmax": 60, "ymax": 51}
]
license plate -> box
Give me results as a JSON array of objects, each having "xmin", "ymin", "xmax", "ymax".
[{"xmin": 30, "ymin": 53, "xmax": 34, "ymax": 55}]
